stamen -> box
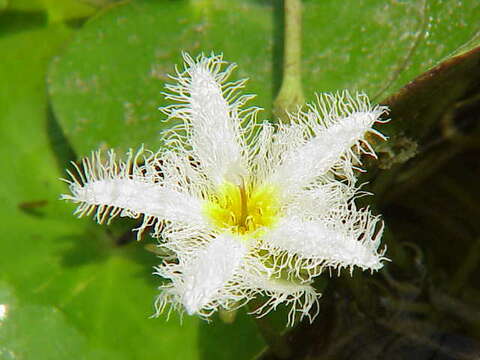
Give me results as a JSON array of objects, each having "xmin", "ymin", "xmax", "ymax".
[{"xmin": 204, "ymin": 181, "xmax": 280, "ymax": 236}]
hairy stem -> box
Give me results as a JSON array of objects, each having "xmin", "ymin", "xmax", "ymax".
[{"xmin": 273, "ymin": 0, "xmax": 305, "ymax": 122}]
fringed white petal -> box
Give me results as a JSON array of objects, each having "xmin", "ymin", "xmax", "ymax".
[
  {"xmin": 62, "ymin": 149, "xmax": 207, "ymax": 238},
  {"xmin": 241, "ymin": 263, "xmax": 320, "ymax": 326},
  {"xmin": 262, "ymin": 209, "xmax": 387, "ymax": 278},
  {"xmin": 259, "ymin": 91, "xmax": 388, "ymax": 197},
  {"xmin": 154, "ymin": 234, "xmax": 249, "ymax": 317},
  {"xmin": 161, "ymin": 53, "xmax": 260, "ymax": 186},
  {"xmin": 282, "ymin": 181, "xmax": 356, "ymax": 220}
]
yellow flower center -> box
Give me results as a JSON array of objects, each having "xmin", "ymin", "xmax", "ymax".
[{"xmin": 205, "ymin": 181, "xmax": 280, "ymax": 235}]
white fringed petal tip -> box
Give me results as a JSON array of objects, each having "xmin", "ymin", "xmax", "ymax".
[{"xmin": 62, "ymin": 52, "xmax": 389, "ymax": 326}]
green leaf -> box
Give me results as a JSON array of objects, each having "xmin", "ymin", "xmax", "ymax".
[
  {"xmin": 7, "ymin": 0, "xmax": 96, "ymax": 22},
  {"xmin": 302, "ymin": 0, "xmax": 480, "ymax": 100},
  {"xmin": 0, "ymin": 281, "xmax": 114, "ymax": 359},
  {"xmin": 48, "ymin": 0, "xmax": 480, "ymax": 156},
  {"xmin": 48, "ymin": 0, "xmax": 273, "ymax": 155},
  {"xmin": 0, "ymin": 18, "xmax": 264, "ymax": 360}
]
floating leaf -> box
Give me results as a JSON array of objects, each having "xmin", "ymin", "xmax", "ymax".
[
  {"xmin": 49, "ymin": 0, "xmax": 480, "ymax": 156},
  {"xmin": 48, "ymin": 0, "xmax": 273, "ymax": 155}
]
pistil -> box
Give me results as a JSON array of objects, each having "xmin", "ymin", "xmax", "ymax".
[{"xmin": 238, "ymin": 178, "xmax": 248, "ymax": 230}]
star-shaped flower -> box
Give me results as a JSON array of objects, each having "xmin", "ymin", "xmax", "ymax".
[{"xmin": 63, "ymin": 53, "xmax": 388, "ymax": 325}]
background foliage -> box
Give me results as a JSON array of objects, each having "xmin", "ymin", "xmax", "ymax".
[{"xmin": 1, "ymin": 0, "xmax": 479, "ymax": 359}]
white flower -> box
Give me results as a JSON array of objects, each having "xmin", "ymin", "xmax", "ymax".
[{"xmin": 62, "ymin": 53, "xmax": 389, "ymax": 326}]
